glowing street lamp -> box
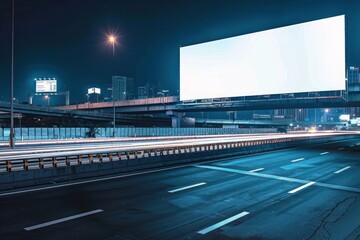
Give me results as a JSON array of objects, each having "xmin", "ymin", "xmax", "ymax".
[
  {"xmin": 107, "ymin": 34, "xmax": 117, "ymax": 59},
  {"xmin": 107, "ymin": 33, "xmax": 118, "ymax": 137}
]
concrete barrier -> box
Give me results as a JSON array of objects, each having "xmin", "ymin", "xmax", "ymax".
[{"xmin": 0, "ymin": 135, "xmax": 358, "ymax": 191}]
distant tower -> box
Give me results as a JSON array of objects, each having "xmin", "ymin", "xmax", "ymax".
[
  {"xmin": 348, "ymin": 66, "xmax": 360, "ymax": 84},
  {"xmin": 102, "ymin": 83, "xmax": 113, "ymax": 101},
  {"xmin": 112, "ymin": 76, "xmax": 134, "ymax": 100},
  {"xmin": 137, "ymin": 86, "xmax": 148, "ymax": 99},
  {"xmin": 346, "ymin": 66, "xmax": 360, "ymax": 117}
]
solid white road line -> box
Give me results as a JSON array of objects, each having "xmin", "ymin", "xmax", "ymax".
[
  {"xmin": 168, "ymin": 182, "xmax": 206, "ymax": 193},
  {"xmin": 334, "ymin": 166, "xmax": 351, "ymax": 174},
  {"xmin": 288, "ymin": 182, "xmax": 316, "ymax": 194},
  {"xmin": 338, "ymin": 148, "xmax": 344, "ymax": 151},
  {"xmin": 198, "ymin": 211, "xmax": 250, "ymax": 235},
  {"xmin": 291, "ymin": 158, "xmax": 305, "ymax": 163},
  {"xmin": 249, "ymin": 168, "xmax": 264, "ymax": 173},
  {"xmin": 197, "ymin": 165, "xmax": 360, "ymax": 193},
  {"xmin": 24, "ymin": 209, "xmax": 103, "ymax": 231},
  {"xmin": 320, "ymin": 152, "xmax": 329, "ymax": 155}
]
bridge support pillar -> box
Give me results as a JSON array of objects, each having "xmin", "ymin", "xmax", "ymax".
[{"xmin": 167, "ymin": 111, "xmax": 185, "ymax": 128}]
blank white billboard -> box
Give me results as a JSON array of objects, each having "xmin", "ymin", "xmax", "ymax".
[
  {"xmin": 36, "ymin": 80, "xmax": 57, "ymax": 93},
  {"xmin": 180, "ymin": 15, "xmax": 345, "ymax": 101}
]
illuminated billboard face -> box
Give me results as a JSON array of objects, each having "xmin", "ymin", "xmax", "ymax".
[
  {"xmin": 36, "ymin": 80, "xmax": 57, "ymax": 93},
  {"xmin": 88, "ymin": 87, "xmax": 101, "ymax": 94},
  {"xmin": 180, "ymin": 15, "xmax": 345, "ymax": 101}
]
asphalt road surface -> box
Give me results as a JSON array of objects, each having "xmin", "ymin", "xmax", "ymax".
[{"xmin": 0, "ymin": 137, "xmax": 359, "ymax": 240}]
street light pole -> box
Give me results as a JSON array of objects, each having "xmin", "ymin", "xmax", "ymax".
[
  {"xmin": 113, "ymin": 96, "xmax": 115, "ymax": 137},
  {"xmin": 112, "ymin": 41, "xmax": 115, "ymax": 138},
  {"xmin": 45, "ymin": 95, "xmax": 50, "ymax": 106},
  {"xmin": 107, "ymin": 34, "xmax": 117, "ymax": 138},
  {"xmin": 9, "ymin": 0, "xmax": 15, "ymax": 148}
]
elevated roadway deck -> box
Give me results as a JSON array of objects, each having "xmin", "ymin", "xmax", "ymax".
[{"xmin": 56, "ymin": 92, "xmax": 360, "ymax": 114}]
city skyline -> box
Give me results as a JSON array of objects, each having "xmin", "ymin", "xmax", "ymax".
[{"xmin": 1, "ymin": 0, "xmax": 360, "ymax": 104}]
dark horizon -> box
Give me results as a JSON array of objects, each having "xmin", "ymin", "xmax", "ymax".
[{"xmin": 1, "ymin": 0, "xmax": 360, "ymax": 105}]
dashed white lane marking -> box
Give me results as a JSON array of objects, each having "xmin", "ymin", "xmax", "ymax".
[
  {"xmin": 338, "ymin": 148, "xmax": 344, "ymax": 151},
  {"xmin": 168, "ymin": 182, "xmax": 206, "ymax": 193},
  {"xmin": 198, "ymin": 211, "xmax": 250, "ymax": 235},
  {"xmin": 196, "ymin": 165, "xmax": 360, "ymax": 193},
  {"xmin": 288, "ymin": 182, "xmax": 316, "ymax": 194},
  {"xmin": 249, "ymin": 168, "xmax": 264, "ymax": 173},
  {"xmin": 291, "ymin": 158, "xmax": 305, "ymax": 163},
  {"xmin": 24, "ymin": 209, "xmax": 103, "ymax": 231},
  {"xmin": 334, "ymin": 166, "xmax": 351, "ymax": 174},
  {"xmin": 320, "ymin": 152, "xmax": 329, "ymax": 155}
]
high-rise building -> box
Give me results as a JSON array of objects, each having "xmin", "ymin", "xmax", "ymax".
[
  {"xmin": 112, "ymin": 76, "xmax": 134, "ymax": 100},
  {"xmin": 102, "ymin": 84, "xmax": 113, "ymax": 101},
  {"xmin": 347, "ymin": 66, "xmax": 360, "ymax": 117},
  {"xmin": 294, "ymin": 108, "xmax": 308, "ymax": 122},
  {"xmin": 348, "ymin": 66, "xmax": 359, "ymax": 84},
  {"xmin": 137, "ymin": 86, "xmax": 148, "ymax": 99}
]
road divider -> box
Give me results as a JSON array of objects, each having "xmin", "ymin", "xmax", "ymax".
[
  {"xmin": 2, "ymin": 136, "xmax": 303, "ymax": 173},
  {"xmin": 0, "ymin": 133, "xmax": 358, "ymax": 191}
]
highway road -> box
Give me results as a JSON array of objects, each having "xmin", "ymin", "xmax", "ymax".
[{"xmin": 0, "ymin": 136, "xmax": 359, "ymax": 239}]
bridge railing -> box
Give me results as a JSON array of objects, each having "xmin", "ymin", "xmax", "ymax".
[
  {"xmin": 56, "ymin": 96, "xmax": 180, "ymax": 110},
  {"xmin": 0, "ymin": 127, "xmax": 278, "ymax": 141}
]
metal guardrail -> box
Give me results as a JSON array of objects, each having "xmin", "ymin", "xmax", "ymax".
[{"xmin": 0, "ymin": 136, "xmax": 309, "ymax": 173}]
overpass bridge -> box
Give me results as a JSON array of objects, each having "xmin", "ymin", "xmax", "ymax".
[
  {"xmin": 0, "ymin": 101, "xmax": 173, "ymax": 127},
  {"xmin": 0, "ymin": 101, "xmax": 113, "ymax": 121},
  {"xmin": 56, "ymin": 89, "xmax": 360, "ymax": 114},
  {"xmin": 0, "ymin": 86, "xmax": 359, "ymax": 127}
]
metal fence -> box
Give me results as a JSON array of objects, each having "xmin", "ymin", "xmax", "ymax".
[{"xmin": 0, "ymin": 127, "xmax": 277, "ymax": 141}]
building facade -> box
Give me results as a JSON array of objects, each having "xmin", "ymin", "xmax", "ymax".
[
  {"xmin": 112, "ymin": 76, "xmax": 134, "ymax": 101},
  {"xmin": 348, "ymin": 66, "xmax": 360, "ymax": 84},
  {"xmin": 137, "ymin": 86, "xmax": 148, "ymax": 99}
]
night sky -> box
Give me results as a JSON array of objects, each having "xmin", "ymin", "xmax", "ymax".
[{"xmin": 0, "ymin": 0, "xmax": 359, "ymax": 104}]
